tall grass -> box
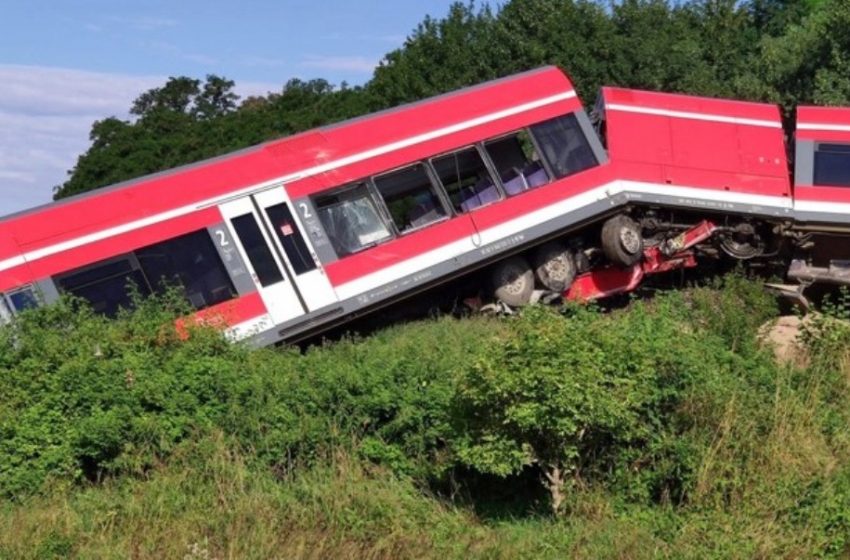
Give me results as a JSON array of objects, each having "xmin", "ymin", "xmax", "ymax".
[{"xmin": 3, "ymin": 276, "xmax": 850, "ymax": 558}]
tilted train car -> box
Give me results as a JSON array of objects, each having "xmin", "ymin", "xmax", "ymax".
[
  {"xmin": 0, "ymin": 66, "xmax": 614, "ymax": 344},
  {"xmin": 593, "ymin": 86, "xmax": 793, "ymax": 263},
  {"xmin": 3, "ymin": 65, "xmax": 850, "ymax": 340}
]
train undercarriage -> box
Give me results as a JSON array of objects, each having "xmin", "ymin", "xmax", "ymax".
[{"xmin": 484, "ymin": 206, "xmax": 850, "ymax": 311}]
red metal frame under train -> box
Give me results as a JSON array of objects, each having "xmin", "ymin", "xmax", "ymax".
[{"xmin": 1, "ymin": 65, "xmax": 849, "ymax": 343}]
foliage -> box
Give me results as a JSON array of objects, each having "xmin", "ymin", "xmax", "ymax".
[
  {"xmin": 6, "ymin": 277, "xmax": 850, "ymax": 556},
  {"xmin": 454, "ymin": 304, "xmax": 670, "ymax": 513},
  {"xmin": 452, "ymin": 276, "xmax": 779, "ymax": 513},
  {"xmin": 0, "ymin": 292, "xmax": 504, "ymax": 498}
]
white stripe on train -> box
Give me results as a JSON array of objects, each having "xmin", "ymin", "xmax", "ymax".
[
  {"xmin": 797, "ymin": 123, "xmax": 850, "ymax": 132},
  {"xmin": 794, "ymin": 199, "xmax": 850, "ymax": 215},
  {"xmin": 604, "ymin": 104, "xmax": 782, "ymax": 129}
]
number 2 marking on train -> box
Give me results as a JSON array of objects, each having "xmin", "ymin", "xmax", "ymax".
[
  {"xmin": 299, "ymin": 203, "xmax": 312, "ymax": 219},
  {"xmin": 215, "ymin": 229, "xmax": 229, "ymax": 247}
]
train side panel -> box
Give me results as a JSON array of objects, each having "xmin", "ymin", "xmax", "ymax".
[
  {"xmin": 601, "ymin": 86, "xmax": 792, "ymax": 217},
  {"xmin": 0, "ymin": 66, "xmax": 615, "ymax": 343}
]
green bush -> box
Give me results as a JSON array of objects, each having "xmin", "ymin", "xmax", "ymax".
[
  {"xmin": 0, "ymin": 294, "xmax": 248, "ymax": 496},
  {"xmin": 0, "ymin": 293, "xmax": 501, "ymax": 498},
  {"xmin": 9, "ymin": 274, "xmax": 850, "ymax": 556},
  {"xmin": 450, "ymin": 287, "xmax": 780, "ymax": 513}
]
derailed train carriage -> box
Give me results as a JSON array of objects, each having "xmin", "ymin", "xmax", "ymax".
[{"xmin": 1, "ymin": 66, "xmax": 849, "ymax": 343}]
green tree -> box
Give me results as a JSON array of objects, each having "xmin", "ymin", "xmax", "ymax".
[
  {"xmin": 368, "ymin": 2, "xmax": 499, "ymax": 106},
  {"xmin": 131, "ymin": 76, "xmax": 201, "ymax": 116},
  {"xmin": 752, "ymin": 0, "xmax": 850, "ymax": 107},
  {"xmin": 193, "ymin": 75, "xmax": 240, "ymax": 120}
]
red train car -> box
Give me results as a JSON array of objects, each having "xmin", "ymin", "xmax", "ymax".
[
  {"xmin": 599, "ymin": 86, "xmax": 792, "ymax": 212},
  {"xmin": 0, "ymin": 66, "xmax": 612, "ymax": 343},
  {"xmin": 595, "ymin": 86, "xmax": 794, "ymax": 263},
  {"xmin": 567, "ymin": 86, "xmax": 850, "ymax": 299}
]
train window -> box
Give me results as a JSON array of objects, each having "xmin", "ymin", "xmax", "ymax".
[
  {"xmin": 374, "ymin": 163, "xmax": 448, "ymax": 232},
  {"xmin": 431, "ymin": 147, "xmax": 501, "ymax": 213},
  {"xmin": 264, "ymin": 203, "xmax": 317, "ymax": 275},
  {"xmin": 530, "ymin": 114, "xmax": 598, "ymax": 179},
  {"xmin": 136, "ymin": 230, "xmax": 236, "ymax": 310},
  {"xmin": 814, "ymin": 143, "xmax": 850, "ymax": 187},
  {"xmin": 8, "ymin": 287, "xmax": 39, "ymax": 312},
  {"xmin": 314, "ymin": 183, "xmax": 393, "ymax": 257},
  {"xmin": 56, "ymin": 256, "xmax": 150, "ymax": 317},
  {"xmin": 230, "ymin": 213, "xmax": 284, "ymax": 287},
  {"xmin": 484, "ymin": 130, "xmax": 550, "ymax": 196}
]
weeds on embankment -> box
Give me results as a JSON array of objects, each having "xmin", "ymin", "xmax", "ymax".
[{"xmin": 2, "ymin": 276, "xmax": 850, "ymax": 558}]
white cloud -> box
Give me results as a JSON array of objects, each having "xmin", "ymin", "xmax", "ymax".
[
  {"xmin": 300, "ymin": 55, "xmax": 378, "ymax": 74},
  {"xmin": 0, "ymin": 64, "xmax": 279, "ymax": 217},
  {"xmin": 0, "ymin": 64, "xmax": 161, "ymax": 116}
]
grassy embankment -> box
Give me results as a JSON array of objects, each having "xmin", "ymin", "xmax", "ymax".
[{"xmin": 2, "ymin": 276, "xmax": 850, "ymax": 558}]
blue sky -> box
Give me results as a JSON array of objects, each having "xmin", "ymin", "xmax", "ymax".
[{"xmin": 0, "ymin": 0, "xmax": 460, "ymax": 216}]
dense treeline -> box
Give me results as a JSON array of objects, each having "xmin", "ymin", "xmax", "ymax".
[{"xmin": 54, "ymin": 0, "xmax": 847, "ymax": 200}]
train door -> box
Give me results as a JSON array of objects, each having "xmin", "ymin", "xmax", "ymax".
[
  {"xmin": 218, "ymin": 197, "xmax": 306, "ymax": 325},
  {"xmin": 253, "ymin": 188, "xmax": 338, "ymax": 310}
]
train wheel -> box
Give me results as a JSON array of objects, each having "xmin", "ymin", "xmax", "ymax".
[
  {"xmin": 533, "ymin": 242, "xmax": 576, "ymax": 292},
  {"xmin": 601, "ymin": 215, "xmax": 643, "ymax": 267},
  {"xmin": 492, "ymin": 256, "xmax": 534, "ymax": 307},
  {"xmin": 719, "ymin": 229, "xmax": 764, "ymax": 260}
]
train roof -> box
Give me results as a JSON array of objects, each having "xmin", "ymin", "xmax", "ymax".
[
  {"xmin": 601, "ymin": 86, "xmax": 783, "ymax": 123},
  {"xmin": 599, "ymin": 86, "xmax": 790, "ymax": 195}
]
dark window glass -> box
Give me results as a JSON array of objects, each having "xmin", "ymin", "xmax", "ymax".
[
  {"xmin": 815, "ymin": 143, "xmax": 850, "ymax": 187},
  {"xmin": 484, "ymin": 131, "xmax": 550, "ymax": 196},
  {"xmin": 432, "ymin": 147, "xmax": 501, "ymax": 213},
  {"xmin": 231, "ymin": 213, "xmax": 284, "ymax": 286},
  {"xmin": 56, "ymin": 257, "xmax": 150, "ymax": 317},
  {"xmin": 8, "ymin": 287, "xmax": 38, "ymax": 312},
  {"xmin": 530, "ymin": 113, "xmax": 598, "ymax": 179},
  {"xmin": 59, "ymin": 259, "xmax": 135, "ymax": 291},
  {"xmin": 136, "ymin": 230, "xmax": 236, "ymax": 310},
  {"xmin": 374, "ymin": 163, "xmax": 447, "ymax": 232},
  {"xmin": 264, "ymin": 203, "xmax": 317, "ymax": 275},
  {"xmin": 314, "ymin": 183, "xmax": 392, "ymax": 257}
]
